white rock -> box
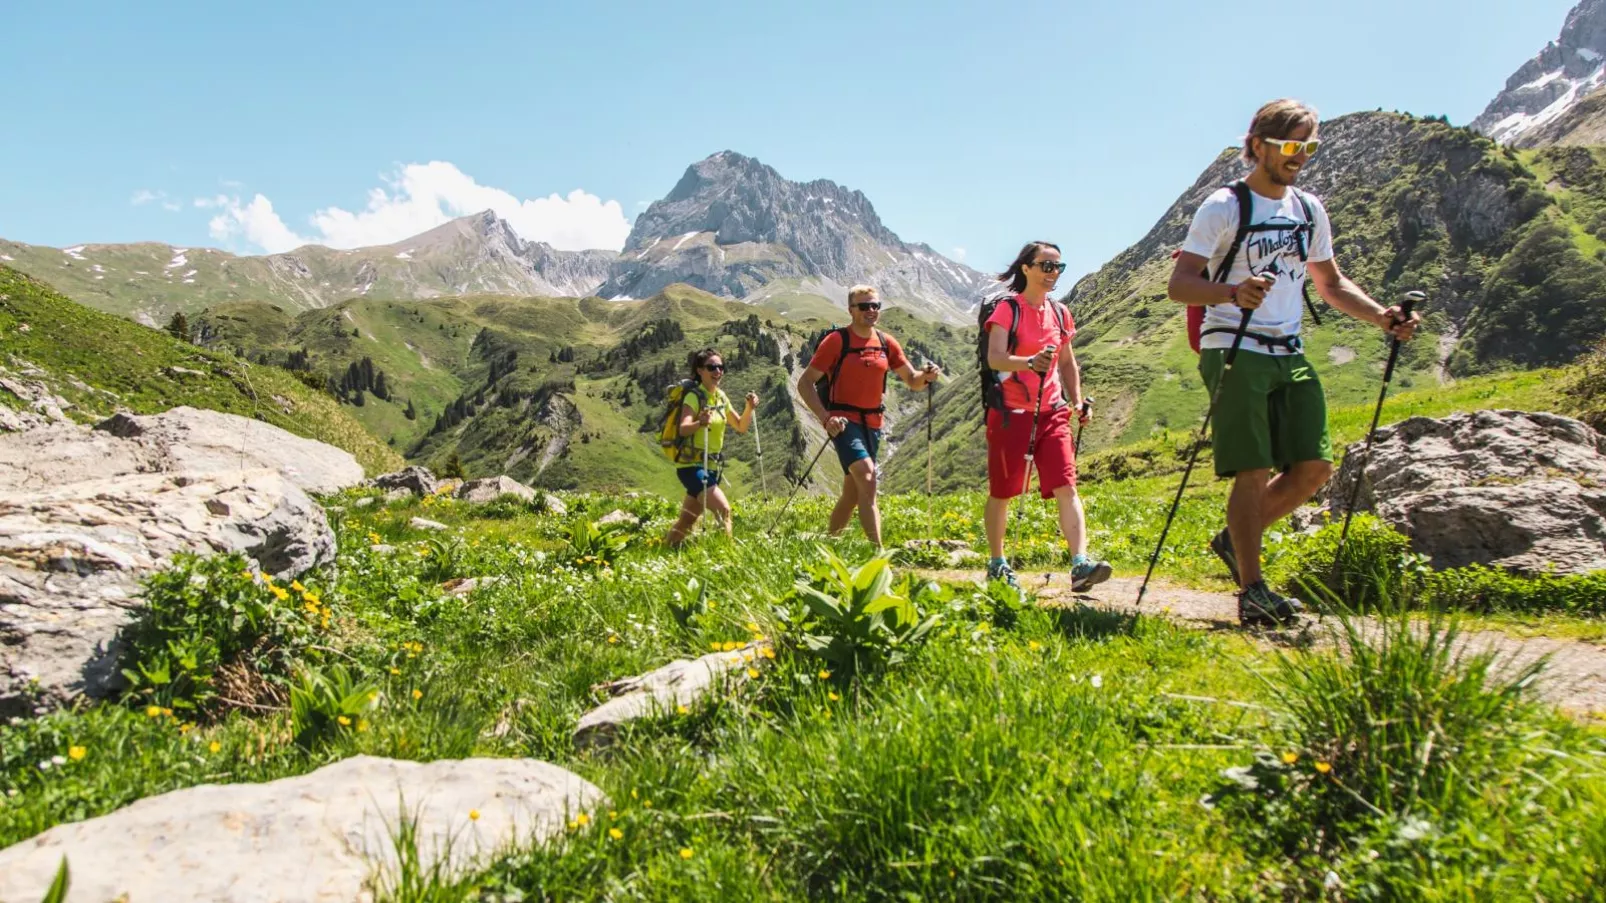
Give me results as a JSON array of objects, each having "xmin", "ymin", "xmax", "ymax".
[
  {"xmin": 410, "ymin": 517, "xmax": 449, "ymax": 531},
  {"xmin": 0, "ymin": 755, "xmax": 604, "ymax": 903},
  {"xmin": 574, "ymin": 642, "xmax": 768, "ymax": 747},
  {"xmin": 455, "ymin": 476, "xmax": 536, "ymax": 504}
]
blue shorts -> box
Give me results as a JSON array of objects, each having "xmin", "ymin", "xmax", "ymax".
[
  {"xmin": 676, "ymin": 466, "xmax": 722, "ymax": 497},
  {"xmin": 831, "ymin": 422, "xmax": 881, "ymax": 472}
]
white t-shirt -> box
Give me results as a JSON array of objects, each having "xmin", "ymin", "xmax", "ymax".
[{"xmin": 1180, "ymin": 185, "xmax": 1334, "ymax": 355}]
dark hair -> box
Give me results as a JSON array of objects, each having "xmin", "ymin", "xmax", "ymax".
[
  {"xmin": 1243, "ymin": 98, "xmax": 1319, "ymax": 165},
  {"xmin": 687, "ymin": 347, "xmax": 721, "ymax": 380},
  {"xmin": 996, "ymin": 241, "xmax": 1061, "ymax": 293}
]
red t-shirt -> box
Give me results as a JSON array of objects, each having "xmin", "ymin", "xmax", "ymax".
[
  {"xmin": 984, "ymin": 296, "xmax": 1075, "ymax": 411},
  {"xmin": 807, "ymin": 328, "xmax": 908, "ymax": 429}
]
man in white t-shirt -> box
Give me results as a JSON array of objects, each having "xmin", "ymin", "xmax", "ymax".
[{"xmin": 1168, "ymin": 98, "xmax": 1421, "ymax": 627}]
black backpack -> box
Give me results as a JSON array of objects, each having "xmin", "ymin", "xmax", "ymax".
[
  {"xmin": 976, "ymin": 293, "xmax": 1069, "ymax": 418},
  {"xmin": 815, "ymin": 326, "xmax": 890, "ymax": 423},
  {"xmin": 1182, "ymin": 179, "xmax": 1324, "ymax": 353}
]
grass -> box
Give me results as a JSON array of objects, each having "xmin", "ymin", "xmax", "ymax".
[
  {"xmin": 3, "ymin": 483, "xmax": 1601, "ymax": 900},
  {"xmin": 0, "ymin": 264, "xmax": 402, "ymax": 474}
]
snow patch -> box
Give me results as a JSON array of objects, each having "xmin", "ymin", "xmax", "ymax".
[
  {"xmin": 165, "ymin": 252, "xmax": 187, "ymax": 269},
  {"xmin": 134, "ymin": 270, "xmax": 148, "ymax": 275},
  {"xmin": 182, "ymin": 278, "xmax": 195, "ymax": 284},
  {"xmin": 95, "ymin": 275, "xmax": 105, "ymax": 281},
  {"xmin": 182, "ymin": 269, "xmax": 197, "ymax": 278},
  {"xmin": 90, "ymin": 264, "xmax": 105, "ymax": 273},
  {"xmin": 394, "ymin": 251, "xmax": 412, "ymax": 259},
  {"xmin": 0, "ymin": 254, "xmax": 12, "ymax": 261},
  {"xmin": 63, "ymin": 246, "xmax": 86, "ymax": 260},
  {"xmin": 671, "ymin": 231, "xmax": 699, "ymax": 251},
  {"xmin": 1521, "ymin": 69, "xmax": 1564, "ymax": 91},
  {"xmin": 1582, "ymin": 47, "xmax": 1602, "ymax": 62},
  {"xmin": 634, "ymin": 236, "xmax": 661, "ymax": 260},
  {"xmin": 884, "ymin": 250, "xmax": 897, "ymax": 263}
]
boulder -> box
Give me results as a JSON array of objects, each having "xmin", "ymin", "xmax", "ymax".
[
  {"xmin": 369, "ymin": 466, "xmax": 438, "ymax": 498},
  {"xmin": 455, "ymin": 475, "xmax": 536, "ymax": 504},
  {"xmin": 90, "ymin": 407, "xmax": 365, "ymax": 494},
  {"xmin": 0, "ymin": 754, "xmax": 604, "ymax": 903},
  {"xmin": 542, "ymin": 494, "xmax": 568, "ymax": 517},
  {"xmin": 1328, "ymin": 410, "xmax": 1606, "ymax": 574},
  {"xmin": 0, "ymin": 469, "xmax": 334, "ymax": 712},
  {"xmin": 410, "ymin": 517, "xmax": 449, "ymax": 532},
  {"xmin": 596, "ymin": 509, "xmax": 640, "ymax": 529},
  {"xmin": 574, "ymin": 642, "xmax": 767, "ymax": 748}
]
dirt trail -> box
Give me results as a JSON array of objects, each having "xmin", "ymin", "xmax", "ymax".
[{"xmin": 921, "ymin": 569, "xmax": 1606, "ymax": 717}]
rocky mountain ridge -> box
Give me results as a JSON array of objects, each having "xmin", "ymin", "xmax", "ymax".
[{"xmin": 1472, "ymin": 0, "xmax": 1606, "ymax": 145}]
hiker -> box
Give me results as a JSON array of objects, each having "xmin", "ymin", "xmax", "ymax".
[
  {"xmin": 1168, "ymin": 98, "xmax": 1420, "ymax": 626},
  {"xmin": 798, "ymin": 285, "xmax": 940, "ymax": 547},
  {"xmin": 664, "ymin": 348, "xmax": 757, "ymax": 548},
  {"xmin": 980, "ymin": 242, "xmax": 1112, "ymax": 592}
]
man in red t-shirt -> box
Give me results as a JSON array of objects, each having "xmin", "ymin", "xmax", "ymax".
[
  {"xmin": 798, "ymin": 285, "xmax": 940, "ymax": 546},
  {"xmin": 983, "ymin": 241, "xmax": 1111, "ymax": 593}
]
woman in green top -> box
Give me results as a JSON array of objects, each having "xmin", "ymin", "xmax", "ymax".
[{"xmin": 666, "ymin": 348, "xmax": 758, "ymax": 548}]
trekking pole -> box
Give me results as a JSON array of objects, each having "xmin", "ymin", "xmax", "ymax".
[
  {"xmin": 924, "ymin": 362, "xmax": 937, "ymax": 538},
  {"xmin": 1015, "ymin": 352, "xmax": 1052, "ymax": 524},
  {"xmin": 700, "ymin": 422, "xmax": 711, "ymax": 535},
  {"xmin": 1334, "ymin": 290, "xmax": 1424, "ymax": 566},
  {"xmin": 1074, "ymin": 396, "xmax": 1094, "ymax": 455},
  {"xmin": 753, "ymin": 405, "xmax": 768, "ymax": 497},
  {"xmin": 1137, "ymin": 307, "xmax": 1255, "ymax": 606},
  {"xmin": 766, "ymin": 435, "xmax": 831, "ymax": 536}
]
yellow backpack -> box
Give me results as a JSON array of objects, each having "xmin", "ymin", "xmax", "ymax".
[{"xmin": 657, "ymin": 380, "xmax": 707, "ymax": 464}]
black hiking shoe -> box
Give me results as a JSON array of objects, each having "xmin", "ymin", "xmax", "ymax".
[
  {"xmin": 1238, "ymin": 581, "xmax": 1304, "ymax": 628},
  {"xmin": 1209, "ymin": 528, "xmax": 1241, "ymax": 586},
  {"xmin": 987, "ymin": 559, "xmax": 1021, "ymax": 591},
  {"xmin": 1069, "ymin": 557, "xmax": 1113, "ymax": 592}
]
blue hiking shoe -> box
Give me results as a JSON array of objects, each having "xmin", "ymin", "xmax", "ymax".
[
  {"xmin": 987, "ymin": 559, "xmax": 1021, "ymax": 591},
  {"xmin": 1069, "ymin": 556, "xmax": 1113, "ymax": 592}
]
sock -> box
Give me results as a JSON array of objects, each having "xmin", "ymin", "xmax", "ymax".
[
  {"xmin": 1071, "ymin": 553, "xmax": 1092, "ymax": 568},
  {"xmin": 989, "ymin": 556, "xmax": 1008, "ymax": 570}
]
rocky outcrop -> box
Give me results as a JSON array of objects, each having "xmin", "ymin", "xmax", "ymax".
[
  {"xmin": 1328, "ymin": 410, "xmax": 1606, "ymax": 574},
  {"xmin": 1472, "ymin": 0, "xmax": 1606, "ymax": 145},
  {"xmin": 370, "ymin": 465, "xmax": 439, "ymax": 497},
  {"xmin": 0, "ymin": 409, "xmax": 351, "ymax": 712},
  {"xmin": 0, "ymin": 755, "xmax": 604, "ymax": 903},
  {"xmin": 597, "ymin": 151, "xmax": 983, "ymax": 322},
  {"xmin": 455, "ymin": 475, "xmax": 536, "ymax": 504}
]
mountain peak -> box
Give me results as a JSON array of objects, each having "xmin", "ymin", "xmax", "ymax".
[{"xmin": 1472, "ymin": 0, "xmax": 1606, "ymax": 144}]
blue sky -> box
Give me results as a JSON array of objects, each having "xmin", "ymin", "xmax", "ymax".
[{"xmin": 0, "ymin": 0, "xmax": 1581, "ymax": 282}]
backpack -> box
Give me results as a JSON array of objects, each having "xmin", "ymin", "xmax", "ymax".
[
  {"xmin": 814, "ymin": 326, "xmax": 890, "ymax": 423},
  {"xmin": 656, "ymin": 379, "xmax": 708, "ymax": 464},
  {"xmin": 1181, "ymin": 180, "xmax": 1324, "ymax": 353},
  {"xmin": 976, "ymin": 292, "xmax": 1070, "ymax": 418}
]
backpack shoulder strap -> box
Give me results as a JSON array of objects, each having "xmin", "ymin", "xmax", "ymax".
[
  {"xmin": 1003, "ymin": 296, "xmax": 1022, "ymax": 354},
  {"xmin": 1214, "ymin": 180, "xmax": 1254, "ymax": 283},
  {"xmin": 824, "ymin": 327, "xmax": 853, "ymax": 405}
]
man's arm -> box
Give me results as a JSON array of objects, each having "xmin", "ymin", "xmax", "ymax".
[{"xmin": 1307, "ymin": 259, "xmax": 1419, "ymax": 340}]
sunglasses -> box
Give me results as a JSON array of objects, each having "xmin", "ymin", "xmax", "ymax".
[
  {"xmin": 703, "ymin": 363, "xmax": 725, "ymax": 372},
  {"xmin": 1032, "ymin": 261, "xmax": 1068, "ymax": 274},
  {"xmin": 1265, "ymin": 138, "xmax": 1321, "ymax": 156},
  {"xmin": 854, "ymin": 302, "xmax": 882, "ymax": 311}
]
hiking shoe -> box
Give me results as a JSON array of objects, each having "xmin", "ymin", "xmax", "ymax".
[
  {"xmin": 1209, "ymin": 528, "xmax": 1241, "ymax": 586},
  {"xmin": 1238, "ymin": 581, "xmax": 1305, "ymax": 628},
  {"xmin": 987, "ymin": 559, "xmax": 1021, "ymax": 591},
  {"xmin": 1069, "ymin": 557, "xmax": 1113, "ymax": 592}
]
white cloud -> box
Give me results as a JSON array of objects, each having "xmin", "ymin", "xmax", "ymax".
[
  {"xmin": 131, "ymin": 189, "xmax": 160, "ymax": 206},
  {"xmin": 951, "ymin": 247, "xmax": 967, "ymax": 262},
  {"xmin": 198, "ymin": 161, "xmax": 633, "ymax": 255}
]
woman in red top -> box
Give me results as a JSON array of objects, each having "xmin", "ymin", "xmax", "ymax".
[{"xmin": 982, "ymin": 241, "xmax": 1111, "ymax": 592}]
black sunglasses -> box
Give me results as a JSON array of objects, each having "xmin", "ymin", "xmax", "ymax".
[
  {"xmin": 703, "ymin": 363, "xmax": 725, "ymax": 372},
  {"xmin": 854, "ymin": 302, "xmax": 882, "ymax": 311},
  {"xmin": 1033, "ymin": 261, "xmax": 1067, "ymax": 274}
]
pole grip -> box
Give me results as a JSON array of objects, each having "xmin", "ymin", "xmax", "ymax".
[{"xmin": 1382, "ymin": 291, "xmax": 1424, "ymax": 382}]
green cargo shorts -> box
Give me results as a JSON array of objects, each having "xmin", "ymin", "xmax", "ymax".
[{"xmin": 1198, "ymin": 349, "xmax": 1332, "ymax": 478}]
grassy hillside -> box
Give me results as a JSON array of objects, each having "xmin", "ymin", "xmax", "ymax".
[{"xmin": 0, "ymin": 265, "xmax": 402, "ymax": 474}]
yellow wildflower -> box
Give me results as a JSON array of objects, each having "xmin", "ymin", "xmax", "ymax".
[
  {"xmin": 607, "ymin": 635, "xmax": 620, "ymax": 644},
  {"xmin": 338, "ymin": 716, "xmax": 351, "ymax": 727},
  {"xmin": 1028, "ymin": 640, "xmax": 1042, "ymax": 651},
  {"xmin": 303, "ymin": 592, "xmax": 321, "ymax": 605},
  {"xmin": 161, "ymin": 707, "xmax": 173, "ymax": 718},
  {"xmin": 290, "ymin": 580, "xmax": 306, "ymax": 593},
  {"xmin": 677, "ymin": 705, "xmax": 690, "ymax": 715},
  {"xmin": 1315, "ymin": 761, "xmax": 1332, "ymax": 774},
  {"xmin": 746, "ymin": 668, "xmax": 760, "ymax": 679},
  {"xmin": 178, "ymin": 722, "xmax": 193, "ymax": 734},
  {"xmin": 746, "ymin": 622, "xmax": 760, "ymax": 633},
  {"xmin": 679, "ymin": 847, "xmax": 693, "ymax": 860},
  {"xmin": 828, "ymin": 691, "xmax": 840, "ymax": 702},
  {"xmin": 608, "ymin": 810, "xmax": 617, "ymax": 820},
  {"xmin": 357, "ymin": 719, "xmax": 369, "ymax": 733},
  {"xmin": 368, "ymin": 532, "xmax": 382, "ymax": 545},
  {"xmin": 1281, "ymin": 751, "xmax": 1299, "ymax": 765},
  {"xmin": 722, "ymin": 641, "xmax": 740, "ymax": 652},
  {"xmin": 270, "ymin": 586, "xmax": 289, "ymax": 602},
  {"xmin": 761, "ymin": 647, "xmax": 775, "ymax": 659},
  {"xmin": 67, "ymin": 746, "xmax": 86, "ymax": 761},
  {"xmin": 576, "ymin": 813, "xmax": 590, "ymax": 826},
  {"xmin": 469, "ymin": 809, "xmax": 481, "ymax": 821},
  {"xmin": 819, "ymin": 670, "xmax": 831, "ymax": 680},
  {"xmin": 208, "ymin": 741, "xmax": 221, "ymax": 754},
  {"xmin": 608, "ymin": 828, "xmax": 623, "ymax": 840},
  {"xmin": 390, "ymin": 667, "xmax": 401, "ymax": 676},
  {"xmin": 412, "ymin": 689, "xmax": 423, "ymax": 701},
  {"xmin": 709, "ymin": 641, "xmax": 722, "ymax": 651}
]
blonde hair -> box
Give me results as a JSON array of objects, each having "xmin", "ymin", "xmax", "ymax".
[
  {"xmin": 847, "ymin": 285, "xmax": 878, "ymax": 306},
  {"xmin": 1243, "ymin": 99, "xmax": 1319, "ymax": 164}
]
